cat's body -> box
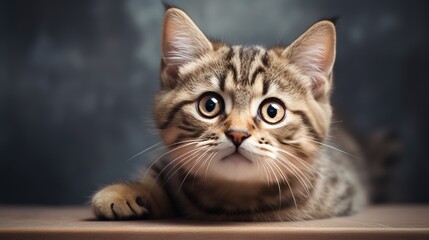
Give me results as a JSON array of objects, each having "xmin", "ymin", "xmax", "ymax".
[{"xmin": 92, "ymin": 7, "xmax": 368, "ymax": 221}]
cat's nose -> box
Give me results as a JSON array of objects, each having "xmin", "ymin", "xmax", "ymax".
[{"xmin": 225, "ymin": 128, "xmax": 250, "ymax": 147}]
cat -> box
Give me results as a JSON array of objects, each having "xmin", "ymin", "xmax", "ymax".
[{"xmin": 91, "ymin": 6, "xmax": 368, "ymax": 221}]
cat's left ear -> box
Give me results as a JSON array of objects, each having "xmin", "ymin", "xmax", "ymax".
[
  {"xmin": 282, "ymin": 20, "xmax": 336, "ymax": 100},
  {"xmin": 161, "ymin": 8, "xmax": 213, "ymax": 72}
]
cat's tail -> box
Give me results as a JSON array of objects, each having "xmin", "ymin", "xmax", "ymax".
[{"xmin": 364, "ymin": 129, "xmax": 401, "ymax": 203}]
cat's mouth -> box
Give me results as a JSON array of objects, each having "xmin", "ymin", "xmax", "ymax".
[{"xmin": 221, "ymin": 152, "xmax": 252, "ymax": 164}]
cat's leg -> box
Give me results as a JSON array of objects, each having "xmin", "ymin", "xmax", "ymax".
[{"xmin": 91, "ymin": 169, "xmax": 173, "ymax": 220}]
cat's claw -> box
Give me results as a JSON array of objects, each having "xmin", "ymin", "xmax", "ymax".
[{"xmin": 92, "ymin": 184, "xmax": 149, "ymax": 220}]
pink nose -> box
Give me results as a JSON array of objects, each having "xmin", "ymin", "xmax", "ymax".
[{"xmin": 225, "ymin": 129, "xmax": 250, "ymax": 147}]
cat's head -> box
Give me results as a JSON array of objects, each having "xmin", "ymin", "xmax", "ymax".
[{"xmin": 154, "ymin": 7, "xmax": 336, "ymax": 183}]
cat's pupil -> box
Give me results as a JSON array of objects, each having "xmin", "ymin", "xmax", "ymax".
[
  {"xmin": 267, "ymin": 104, "xmax": 278, "ymax": 118},
  {"xmin": 205, "ymin": 98, "xmax": 218, "ymax": 112}
]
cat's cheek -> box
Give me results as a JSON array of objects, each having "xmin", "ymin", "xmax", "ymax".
[{"xmin": 160, "ymin": 127, "xmax": 181, "ymax": 145}]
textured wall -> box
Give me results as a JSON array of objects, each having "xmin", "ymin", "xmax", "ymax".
[{"xmin": 1, "ymin": 0, "xmax": 429, "ymax": 204}]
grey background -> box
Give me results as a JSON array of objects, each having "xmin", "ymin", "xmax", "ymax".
[{"xmin": 1, "ymin": 0, "xmax": 428, "ymax": 205}]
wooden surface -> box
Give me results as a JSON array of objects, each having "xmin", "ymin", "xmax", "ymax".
[{"xmin": 0, "ymin": 205, "xmax": 428, "ymax": 240}]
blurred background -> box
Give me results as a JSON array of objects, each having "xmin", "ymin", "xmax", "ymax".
[{"xmin": 1, "ymin": 0, "xmax": 429, "ymax": 205}]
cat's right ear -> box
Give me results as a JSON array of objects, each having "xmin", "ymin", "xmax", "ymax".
[{"xmin": 161, "ymin": 8, "xmax": 212, "ymax": 78}]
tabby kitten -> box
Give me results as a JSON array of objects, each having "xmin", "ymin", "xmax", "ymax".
[{"xmin": 92, "ymin": 7, "xmax": 368, "ymax": 221}]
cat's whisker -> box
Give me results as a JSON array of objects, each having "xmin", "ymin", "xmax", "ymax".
[
  {"xmin": 163, "ymin": 145, "xmax": 208, "ymax": 183},
  {"xmin": 274, "ymin": 146, "xmax": 320, "ymax": 177},
  {"xmin": 193, "ymin": 151, "xmax": 214, "ymax": 184},
  {"xmin": 132, "ymin": 138, "xmax": 201, "ymax": 163},
  {"xmin": 262, "ymin": 159, "xmax": 274, "ymax": 186},
  {"xmin": 141, "ymin": 140, "xmax": 202, "ymax": 183},
  {"xmin": 255, "ymin": 153, "xmax": 261, "ymax": 179},
  {"xmin": 258, "ymin": 151, "xmax": 306, "ymax": 203},
  {"xmin": 280, "ymin": 145, "xmax": 331, "ymax": 173},
  {"xmin": 263, "ymin": 144, "xmax": 319, "ymax": 189},
  {"xmin": 267, "ymin": 160, "xmax": 283, "ymax": 213},
  {"xmin": 263, "ymin": 156, "xmax": 297, "ymax": 209},
  {"xmin": 177, "ymin": 147, "xmax": 213, "ymax": 193},
  {"xmin": 128, "ymin": 141, "xmax": 164, "ymax": 161},
  {"xmin": 272, "ymin": 149, "xmax": 315, "ymax": 190},
  {"xmin": 192, "ymin": 151, "xmax": 214, "ymax": 186},
  {"xmin": 275, "ymin": 152, "xmax": 324, "ymax": 212},
  {"xmin": 145, "ymin": 145, "xmax": 208, "ymax": 198},
  {"xmin": 254, "ymin": 155, "xmax": 265, "ymax": 181},
  {"xmin": 259, "ymin": 156, "xmax": 272, "ymax": 183},
  {"xmin": 275, "ymin": 155, "xmax": 312, "ymax": 198},
  {"xmin": 146, "ymin": 140, "xmax": 213, "ymax": 162},
  {"xmin": 161, "ymin": 140, "xmax": 217, "ymax": 184},
  {"xmin": 185, "ymin": 147, "xmax": 212, "ymax": 174},
  {"xmin": 191, "ymin": 146, "xmax": 216, "ymax": 189},
  {"xmin": 204, "ymin": 152, "xmax": 217, "ymax": 182},
  {"xmin": 141, "ymin": 143, "xmax": 199, "ymax": 178},
  {"xmin": 153, "ymin": 156, "xmax": 210, "ymax": 200},
  {"xmin": 303, "ymin": 137, "xmax": 359, "ymax": 159},
  {"xmin": 263, "ymin": 157, "xmax": 292, "ymax": 211}
]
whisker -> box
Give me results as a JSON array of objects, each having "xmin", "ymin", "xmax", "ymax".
[
  {"xmin": 193, "ymin": 151, "xmax": 214, "ymax": 181},
  {"xmin": 145, "ymin": 146, "xmax": 205, "ymax": 198},
  {"xmin": 274, "ymin": 146, "xmax": 320, "ymax": 176},
  {"xmin": 192, "ymin": 151, "xmax": 215, "ymax": 187},
  {"xmin": 141, "ymin": 140, "xmax": 202, "ymax": 183},
  {"xmin": 275, "ymin": 155, "xmax": 312, "ymax": 197},
  {"xmin": 204, "ymin": 152, "xmax": 217, "ymax": 182},
  {"xmin": 304, "ymin": 137, "xmax": 359, "ymax": 159},
  {"xmin": 270, "ymin": 145, "xmax": 317, "ymax": 197},
  {"xmin": 265, "ymin": 158, "xmax": 283, "ymax": 212},
  {"xmin": 255, "ymin": 153, "xmax": 261, "ymax": 179},
  {"xmin": 128, "ymin": 141, "xmax": 164, "ymax": 161},
  {"xmin": 264, "ymin": 144, "xmax": 319, "ymax": 179},
  {"xmin": 264, "ymin": 156, "xmax": 297, "ymax": 209},
  {"xmin": 177, "ymin": 147, "xmax": 212, "ymax": 193},
  {"xmin": 275, "ymin": 152, "xmax": 315, "ymax": 188},
  {"xmin": 161, "ymin": 139, "xmax": 219, "ymax": 185},
  {"xmin": 273, "ymin": 148, "xmax": 321, "ymax": 213},
  {"xmin": 259, "ymin": 156, "xmax": 272, "ymax": 183},
  {"xmin": 131, "ymin": 138, "xmax": 201, "ymax": 162},
  {"xmin": 163, "ymin": 146, "xmax": 207, "ymax": 183}
]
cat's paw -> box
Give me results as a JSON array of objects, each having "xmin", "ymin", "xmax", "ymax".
[{"xmin": 92, "ymin": 183, "xmax": 149, "ymax": 220}]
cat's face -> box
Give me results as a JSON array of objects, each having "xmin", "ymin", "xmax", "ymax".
[{"xmin": 154, "ymin": 8, "xmax": 335, "ymax": 184}]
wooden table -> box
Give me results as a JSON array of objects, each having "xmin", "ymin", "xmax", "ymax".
[{"xmin": 0, "ymin": 205, "xmax": 428, "ymax": 239}]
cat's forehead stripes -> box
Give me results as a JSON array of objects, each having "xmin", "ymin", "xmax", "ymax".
[
  {"xmin": 175, "ymin": 45, "xmax": 275, "ymax": 98},
  {"xmin": 217, "ymin": 46, "xmax": 309, "ymax": 101},
  {"xmin": 212, "ymin": 46, "xmax": 272, "ymax": 108},
  {"xmin": 224, "ymin": 45, "xmax": 267, "ymax": 86}
]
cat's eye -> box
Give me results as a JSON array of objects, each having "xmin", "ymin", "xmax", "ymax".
[
  {"xmin": 197, "ymin": 92, "xmax": 224, "ymax": 118},
  {"xmin": 259, "ymin": 98, "xmax": 286, "ymax": 124}
]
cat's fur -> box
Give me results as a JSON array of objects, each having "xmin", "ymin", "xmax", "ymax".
[{"xmin": 92, "ymin": 7, "xmax": 368, "ymax": 221}]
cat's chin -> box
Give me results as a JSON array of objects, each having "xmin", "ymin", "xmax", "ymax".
[
  {"xmin": 205, "ymin": 151, "xmax": 267, "ymax": 183},
  {"xmin": 221, "ymin": 152, "xmax": 252, "ymax": 164}
]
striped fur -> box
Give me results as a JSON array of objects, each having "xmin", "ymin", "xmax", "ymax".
[{"xmin": 92, "ymin": 7, "xmax": 368, "ymax": 221}]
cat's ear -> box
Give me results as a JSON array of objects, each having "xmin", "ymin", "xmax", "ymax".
[
  {"xmin": 282, "ymin": 20, "xmax": 336, "ymax": 100},
  {"xmin": 161, "ymin": 8, "xmax": 213, "ymax": 71}
]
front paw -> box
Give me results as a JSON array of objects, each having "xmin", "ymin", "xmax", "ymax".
[{"xmin": 92, "ymin": 183, "xmax": 149, "ymax": 220}]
